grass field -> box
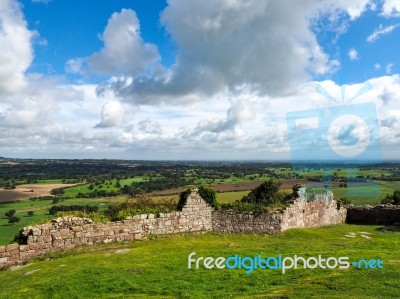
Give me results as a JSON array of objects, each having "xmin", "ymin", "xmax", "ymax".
[
  {"xmin": 0, "ymin": 224, "xmax": 398, "ymax": 298},
  {"xmin": 63, "ymin": 177, "xmax": 148, "ymax": 197}
]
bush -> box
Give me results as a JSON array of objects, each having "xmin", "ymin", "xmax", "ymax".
[
  {"xmin": 177, "ymin": 186, "xmax": 218, "ymax": 210},
  {"xmin": 177, "ymin": 188, "xmax": 191, "ymax": 211},
  {"xmin": 8, "ymin": 216, "xmax": 20, "ymax": 224},
  {"xmin": 49, "ymin": 205, "xmax": 99, "ymax": 215},
  {"xmin": 52, "ymin": 198, "xmax": 60, "ymax": 204},
  {"xmin": 4, "ymin": 209, "xmax": 16, "ymax": 218},
  {"xmin": 241, "ymin": 180, "xmax": 283, "ymax": 206},
  {"xmin": 51, "ymin": 188, "xmax": 65, "ymax": 196},
  {"xmin": 381, "ymin": 190, "xmax": 400, "ymax": 205},
  {"xmin": 105, "ymin": 195, "xmax": 175, "ymax": 221},
  {"xmin": 29, "ymin": 196, "xmax": 54, "ymax": 201},
  {"xmin": 198, "ymin": 186, "xmax": 218, "ymax": 208},
  {"xmin": 337, "ymin": 197, "xmax": 352, "ymax": 206},
  {"xmin": 27, "ymin": 211, "xmax": 35, "ymax": 217},
  {"xmin": 291, "ymin": 184, "xmax": 303, "ymax": 199}
]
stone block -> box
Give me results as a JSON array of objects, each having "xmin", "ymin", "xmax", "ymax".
[
  {"xmin": 32, "ymin": 228, "xmax": 41, "ymax": 236},
  {"xmin": 19, "ymin": 245, "xmax": 29, "ymax": 252},
  {"xmin": 59, "ymin": 229, "xmax": 70, "ymax": 237},
  {"xmin": 6, "ymin": 243, "xmax": 19, "ymax": 252},
  {"xmin": 71, "ymin": 226, "xmax": 83, "ymax": 232}
]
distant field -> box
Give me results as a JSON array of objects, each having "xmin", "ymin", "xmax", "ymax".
[
  {"xmin": 149, "ymin": 180, "xmax": 309, "ymax": 196},
  {"xmin": 0, "ymin": 183, "xmax": 76, "ymax": 203},
  {"xmin": 63, "ymin": 177, "xmax": 148, "ymax": 197}
]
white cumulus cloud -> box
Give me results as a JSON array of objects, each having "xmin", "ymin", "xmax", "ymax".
[
  {"xmin": 96, "ymin": 100, "xmax": 126, "ymax": 128},
  {"xmin": 0, "ymin": 0, "xmax": 34, "ymax": 93},
  {"xmin": 382, "ymin": 0, "xmax": 400, "ymax": 17},
  {"xmin": 88, "ymin": 9, "xmax": 160, "ymax": 76}
]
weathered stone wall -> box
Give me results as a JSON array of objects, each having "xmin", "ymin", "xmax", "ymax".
[
  {"xmin": 213, "ymin": 199, "xmax": 346, "ymax": 234},
  {"xmin": 346, "ymin": 205, "xmax": 400, "ymax": 225},
  {"xmin": 0, "ymin": 188, "xmax": 351, "ymax": 270},
  {"xmin": 0, "ymin": 189, "xmax": 212, "ymax": 269},
  {"xmin": 212, "ymin": 211, "xmax": 283, "ymax": 234},
  {"xmin": 281, "ymin": 200, "xmax": 347, "ymax": 231}
]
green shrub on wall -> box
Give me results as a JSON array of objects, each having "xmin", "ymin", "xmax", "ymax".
[
  {"xmin": 241, "ymin": 179, "xmax": 283, "ymax": 206},
  {"xmin": 177, "ymin": 189, "xmax": 191, "ymax": 211},
  {"xmin": 177, "ymin": 186, "xmax": 217, "ymax": 211},
  {"xmin": 198, "ymin": 186, "xmax": 217, "ymax": 208}
]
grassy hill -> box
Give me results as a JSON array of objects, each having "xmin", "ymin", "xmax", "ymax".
[{"xmin": 0, "ymin": 224, "xmax": 398, "ymax": 298}]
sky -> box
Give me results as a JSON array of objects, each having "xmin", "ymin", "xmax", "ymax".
[{"xmin": 1, "ymin": 0, "xmax": 400, "ymax": 160}]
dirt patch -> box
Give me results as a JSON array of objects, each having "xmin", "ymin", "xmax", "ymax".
[
  {"xmin": 0, "ymin": 183, "xmax": 76, "ymax": 203},
  {"xmin": 150, "ymin": 179, "xmax": 311, "ymax": 196}
]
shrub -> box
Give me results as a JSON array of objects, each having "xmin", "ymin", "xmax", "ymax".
[
  {"xmin": 8, "ymin": 216, "xmax": 20, "ymax": 224},
  {"xmin": 381, "ymin": 190, "xmax": 400, "ymax": 205},
  {"xmin": 51, "ymin": 188, "xmax": 65, "ymax": 196},
  {"xmin": 49, "ymin": 205, "xmax": 99, "ymax": 215},
  {"xmin": 29, "ymin": 196, "xmax": 54, "ymax": 201},
  {"xmin": 27, "ymin": 211, "xmax": 35, "ymax": 217},
  {"xmin": 241, "ymin": 180, "xmax": 283, "ymax": 206},
  {"xmin": 105, "ymin": 195, "xmax": 175, "ymax": 221},
  {"xmin": 177, "ymin": 186, "xmax": 218, "ymax": 211},
  {"xmin": 198, "ymin": 186, "xmax": 217, "ymax": 208},
  {"xmin": 177, "ymin": 188, "xmax": 191, "ymax": 211},
  {"xmin": 4, "ymin": 209, "xmax": 16, "ymax": 217},
  {"xmin": 52, "ymin": 198, "xmax": 60, "ymax": 204},
  {"xmin": 291, "ymin": 184, "xmax": 303, "ymax": 199},
  {"xmin": 337, "ymin": 197, "xmax": 352, "ymax": 205}
]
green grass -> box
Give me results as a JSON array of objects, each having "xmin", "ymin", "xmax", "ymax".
[
  {"xmin": 34, "ymin": 179, "xmax": 66, "ymax": 184},
  {"xmin": 0, "ymin": 224, "xmax": 398, "ymax": 298},
  {"xmin": 63, "ymin": 177, "xmax": 148, "ymax": 197},
  {"xmin": 217, "ymin": 191, "xmax": 250, "ymax": 204},
  {"xmin": 0, "ymin": 209, "xmax": 51, "ymax": 245}
]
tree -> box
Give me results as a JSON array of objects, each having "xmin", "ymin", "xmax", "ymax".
[
  {"xmin": 51, "ymin": 188, "xmax": 65, "ymax": 196},
  {"xmin": 5, "ymin": 209, "xmax": 16, "ymax": 218},
  {"xmin": 8, "ymin": 216, "xmax": 20, "ymax": 224},
  {"xmin": 381, "ymin": 190, "xmax": 400, "ymax": 205},
  {"xmin": 27, "ymin": 211, "xmax": 35, "ymax": 217},
  {"xmin": 291, "ymin": 184, "xmax": 303, "ymax": 199},
  {"xmin": 241, "ymin": 179, "xmax": 282, "ymax": 206}
]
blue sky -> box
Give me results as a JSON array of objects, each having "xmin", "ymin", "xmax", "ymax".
[
  {"xmin": 21, "ymin": 1, "xmax": 400, "ymax": 84},
  {"xmin": 23, "ymin": 0, "xmax": 174, "ymax": 76},
  {"xmin": 1, "ymin": 0, "xmax": 400, "ymax": 160}
]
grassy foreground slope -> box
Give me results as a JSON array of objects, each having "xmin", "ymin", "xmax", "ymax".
[{"xmin": 0, "ymin": 224, "xmax": 399, "ymax": 298}]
